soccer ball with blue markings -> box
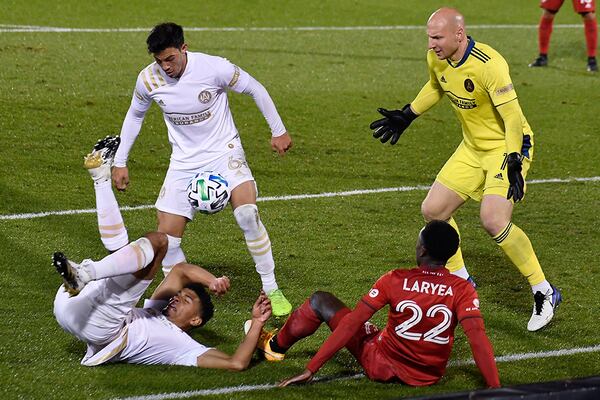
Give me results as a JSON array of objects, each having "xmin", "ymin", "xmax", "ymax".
[{"xmin": 187, "ymin": 171, "xmax": 230, "ymax": 214}]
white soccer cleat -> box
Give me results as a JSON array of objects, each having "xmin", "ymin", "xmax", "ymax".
[
  {"xmin": 527, "ymin": 285, "xmax": 562, "ymax": 331},
  {"xmin": 52, "ymin": 252, "xmax": 93, "ymax": 296},
  {"xmin": 83, "ymin": 136, "xmax": 120, "ymax": 183}
]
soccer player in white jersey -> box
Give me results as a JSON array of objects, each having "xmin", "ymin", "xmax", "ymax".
[
  {"xmin": 111, "ymin": 22, "xmax": 293, "ymax": 316},
  {"xmin": 52, "ymin": 137, "xmax": 271, "ymax": 369}
]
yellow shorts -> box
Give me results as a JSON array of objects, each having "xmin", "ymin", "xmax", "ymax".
[{"xmin": 436, "ymin": 138, "xmax": 533, "ymax": 202}]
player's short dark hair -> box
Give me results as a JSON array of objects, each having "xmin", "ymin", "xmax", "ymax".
[
  {"xmin": 147, "ymin": 22, "xmax": 184, "ymax": 54},
  {"xmin": 421, "ymin": 220, "xmax": 460, "ymax": 264},
  {"xmin": 185, "ymin": 283, "xmax": 214, "ymax": 327}
]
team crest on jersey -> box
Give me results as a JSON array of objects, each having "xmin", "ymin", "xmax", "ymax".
[
  {"xmin": 198, "ymin": 90, "xmax": 212, "ymax": 104},
  {"xmin": 464, "ymin": 78, "xmax": 475, "ymax": 92},
  {"xmin": 369, "ymin": 289, "xmax": 379, "ymax": 298}
]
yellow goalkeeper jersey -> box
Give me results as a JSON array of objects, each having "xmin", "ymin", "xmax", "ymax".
[{"xmin": 412, "ymin": 37, "xmax": 532, "ymax": 153}]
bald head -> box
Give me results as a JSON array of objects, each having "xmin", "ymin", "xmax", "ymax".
[{"xmin": 426, "ymin": 8, "xmax": 468, "ymax": 61}]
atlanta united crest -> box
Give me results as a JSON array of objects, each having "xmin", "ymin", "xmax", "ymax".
[{"xmin": 198, "ymin": 90, "xmax": 212, "ymax": 103}]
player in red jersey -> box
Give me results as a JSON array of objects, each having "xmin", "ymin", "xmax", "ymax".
[
  {"xmin": 530, "ymin": 0, "xmax": 597, "ymax": 71},
  {"xmin": 248, "ymin": 220, "xmax": 500, "ymax": 388}
]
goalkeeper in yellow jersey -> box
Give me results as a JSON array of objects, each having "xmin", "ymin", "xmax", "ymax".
[{"xmin": 370, "ymin": 7, "xmax": 561, "ymax": 331}]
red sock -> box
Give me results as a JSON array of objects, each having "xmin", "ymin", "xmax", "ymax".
[
  {"xmin": 584, "ymin": 17, "xmax": 598, "ymax": 57},
  {"xmin": 539, "ymin": 15, "xmax": 554, "ymax": 55},
  {"xmin": 275, "ymin": 299, "xmax": 322, "ymax": 350}
]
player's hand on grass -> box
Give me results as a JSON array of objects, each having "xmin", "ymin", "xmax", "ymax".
[
  {"xmin": 112, "ymin": 166, "xmax": 130, "ymax": 191},
  {"xmin": 370, "ymin": 104, "xmax": 418, "ymax": 145},
  {"xmin": 506, "ymin": 152, "xmax": 525, "ymax": 202},
  {"xmin": 271, "ymin": 132, "xmax": 293, "ymax": 156},
  {"xmin": 278, "ymin": 369, "xmax": 314, "ymax": 387},
  {"xmin": 208, "ymin": 276, "xmax": 230, "ymax": 296},
  {"xmin": 252, "ymin": 290, "xmax": 272, "ymax": 324}
]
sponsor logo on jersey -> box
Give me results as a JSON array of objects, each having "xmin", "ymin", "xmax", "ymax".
[
  {"xmin": 495, "ymin": 83, "xmax": 514, "ymax": 96},
  {"xmin": 198, "ymin": 90, "xmax": 212, "ymax": 104},
  {"xmin": 166, "ymin": 111, "xmax": 211, "ymax": 125},
  {"xmin": 369, "ymin": 288, "xmax": 379, "ymax": 298},
  {"xmin": 494, "ymin": 173, "xmax": 503, "ymax": 180},
  {"xmin": 446, "ymin": 91, "xmax": 477, "ymax": 109},
  {"xmin": 464, "ymin": 78, "xmax": 475, "ymax": 92}
]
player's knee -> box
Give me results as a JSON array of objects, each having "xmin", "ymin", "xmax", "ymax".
[
  {"xmin": 233, "ymin": 204, "xmax": 260, "ymax": 231},
  {"xmin": 542, "ymin": 9, "xmax": 557, "ymax": 18},
  {"xmin": 581, "ymin": 11, "xmax": 595, "ymax": 20},
  {"xmin": 480, "ymin": 211, "xmax": 508, "ymax": 237},
  {"xmin": 421, "ymin": 200, "xmax": 447, "ymax": 221}
]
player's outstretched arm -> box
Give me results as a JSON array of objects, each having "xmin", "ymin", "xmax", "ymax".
[
  {"xmin": 196, "ymin": 292, "xmax": 271, "ymax": 370},
  {"xmin": 150, "ymin": 263, "xmax": 230, "ymax": 301},
  {"xmin": 461, "ymin": 317, "xmax": 501, "ymax": 388}
]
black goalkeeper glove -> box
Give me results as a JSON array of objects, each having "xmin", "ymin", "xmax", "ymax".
[
  {"xmin": 506, "ymin": 152, "xmax": 525, "ymax": 202},
  {"xmin": 370, "ymin": 104, "xmax": 418, "ymax": 145}
]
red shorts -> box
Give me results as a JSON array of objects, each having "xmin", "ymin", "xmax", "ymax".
[
  {"xmin": 540, "ymin": 0, "xmax": 596, "ymax": 13},
  {"xmin": 329, "ymin": 308, "xmax": 398, "ymax": 382}
]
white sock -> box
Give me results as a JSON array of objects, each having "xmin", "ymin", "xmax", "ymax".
[
  {"xmin": 94, "ymin": 180, "xmax": 128, "ymax": 251},
  {"xmin": 234, "ymin": 204, "xmax": 278, "ymax": 293},
  {"xmin": 450, "ymin": 266, "xmax": 470, "ymax": 280},
  {"xmin": 162, "ymin": 234, "xmax": 186, "ymax": 276},
  {"xmin": 85, "ymin": 237, "xmax": 154, "ymax": 280},
  {"xmin": 531, "ymin": 280, "xmax": 552, "ymax": 295}
]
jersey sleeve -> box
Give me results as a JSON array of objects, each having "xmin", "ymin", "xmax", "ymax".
[
  {"xmin": 360, "ymin": 271, "xmax": 392, "ymax": 311},
  {"xmin": 454, "ymin": 282, "xmax": 483, "ymax": 322},
  {"xmin": 411, "ymin": 51, "xmax": 444, "ymax": 114},
  {"xmin": 143, "ymin": 299, "xmax": 167, "ymax": 311},
  {"xmin": 213, "ymin": 57, "xmax": 251, "ymax": 93},
  {"xmin": 131, "ymin": 72, "xmax": 153, "ymax": 113},
  {"xmin": 483, "ymin": 56, "xmax": 517, "ymax": 107}
]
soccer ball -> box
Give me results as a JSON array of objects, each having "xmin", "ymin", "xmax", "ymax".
[{"xmin": 187, "ymin": 171, "xmax": 230, "ymax": 214}]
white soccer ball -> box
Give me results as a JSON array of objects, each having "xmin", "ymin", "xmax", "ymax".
[{"xmin": 187, "ymin": 171, "xmax": 230, "ymax": 214}]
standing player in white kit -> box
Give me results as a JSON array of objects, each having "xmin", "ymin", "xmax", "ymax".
[{"xmin": 112, "ymin": 22, "xmax": 293, "ymax": 316}]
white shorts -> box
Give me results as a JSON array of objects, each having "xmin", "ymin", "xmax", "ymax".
[
  {"xmin": 53, "ymin": 274, "xmax": 152, "ymax": 346},
  {"xmin": 155, "ymin": 145, "xmax": 255, "ymax": 220}
]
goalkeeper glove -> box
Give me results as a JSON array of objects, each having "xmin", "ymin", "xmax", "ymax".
[
  {"xmin": 370, "ymin": 104, "xmax": 418, "ymax": 145},
  {"xmin": 506, "ymin": 152, "xmax": 525, "ymax": 202}
]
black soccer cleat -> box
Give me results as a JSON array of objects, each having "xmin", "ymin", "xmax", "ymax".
[
  {"xmin": 529, "ymin": 54, "xmax": 548, "ymax": 68},
  {"xmin": 53, "ymin": 252, "xmax": 83, "ymax": 296},
  {"xmin": 84, "ymin": 136, "xmax": 121, "ymax": 182},
  {"xmin": 587, "ymin": 57, "xmax": 598, "ymax": 72},
  {"xmin": 92, "ymin": 136, "xmax": 121, "ymax": 160}
]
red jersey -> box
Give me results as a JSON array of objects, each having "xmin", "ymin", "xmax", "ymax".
[{"xmin": 361, "ymin": 266, "xmax": 482, "ymax": 386}]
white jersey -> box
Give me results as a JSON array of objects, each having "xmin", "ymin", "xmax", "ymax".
[
  {"xmin": 82, "ymin": 299, "xmax": 211, "ymax": 367},
  {"xmin": 115, "ymin": 51, "xmax": 287, "ymax": 169}
]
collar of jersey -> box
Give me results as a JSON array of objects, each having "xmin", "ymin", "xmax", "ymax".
[
  {"xmin": 418, "ymin": 265, "xmax": 449, "ymax": 275},
  {"xmin": 446, "ymin": 36, "xmax": 475, "ymax": 69}
]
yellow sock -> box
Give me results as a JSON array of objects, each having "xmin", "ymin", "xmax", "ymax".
[
  {"xmin": 494, "ymin": 222, "xmax": 545, "ymax": 286},
  {"xmin": 445, "ymin": 217, "xmax": 465, "ymax": 273}
]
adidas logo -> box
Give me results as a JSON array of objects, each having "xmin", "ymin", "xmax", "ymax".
[
  {"xmin": 494, "ymin": 173, "xmax": 503, "ymax": 180},
  {"xmin": 441, "ymin": 76, "xmax": 447, "ymax": 83},
  {"xmin": 158, "ymin": 99, "xmax": 166, "ymax": 106}
]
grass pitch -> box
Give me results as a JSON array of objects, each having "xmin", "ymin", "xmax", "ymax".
[{"xmin": 1, "ymin": 1, "xmax": 599, "ymax": 399}]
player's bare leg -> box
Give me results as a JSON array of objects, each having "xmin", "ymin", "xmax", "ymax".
[
  {"xmin": 157, "ymin": 211, "xmax": 188, "ymax": 276},
  {"xmin": 421, "ymin": 182, "xmax": 472, "ymax": 283},
  {"xmin": 480, "ymin": 194, "xmax": 561, "ymax": 331},
  {"xmin": 231, "ymin": 181, "xmax": 292, "ymax": 317}
]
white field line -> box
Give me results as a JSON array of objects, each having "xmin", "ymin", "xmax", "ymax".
[
  {"xmin": 1, "ymin": 176, "xmax": 599, "ymax": 222},
  {"xmin": 0, "ymin": 24, "xmax": 583, "ymax": 33},
  {"xmin": 114, "ymin": 344, "xmax": 600, "ymax": 400}
]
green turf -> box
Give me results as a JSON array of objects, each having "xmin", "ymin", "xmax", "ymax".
[{"xmin": 1, "ymin": 1, "xmax": 599, "ymax": 399}]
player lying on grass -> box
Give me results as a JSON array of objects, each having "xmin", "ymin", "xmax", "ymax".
[
  {"xmin": 52, "ymin": 137, "xmax": 271, "ymax": 370},
  {"xmin": 250, "ymin": 220, "xmax": 500, "ymax": 388}
]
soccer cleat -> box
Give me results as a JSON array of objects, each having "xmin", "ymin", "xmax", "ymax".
[
  {"xmin": 528, "ymin": 55, "xmax": 548, "ymax": 68},
  {"xmin": 527, "ymin": 284, "xmax": 562, "ymax": 331},
  {"xmin": 52, "ymin": 252, "xmax": 91, "ymax": 296},
  {"xmin": 83, "ymin": 136, "xmax": 120, "ymax": 183},
  {"xmin": 267, "ymin": 289, "xmax": 292, "ymax": 317},
  {"xmin": 244, "ymin": 320, "xmax": 285, "ymax": 362},
  {"xmin": 587, "ymin": 57, "xmax": 598, "ymax": 72}
]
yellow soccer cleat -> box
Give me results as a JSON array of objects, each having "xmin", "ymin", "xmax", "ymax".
[{"xmin": 244, "ymin": 320, "xmax": 285, "ymax": 362}]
